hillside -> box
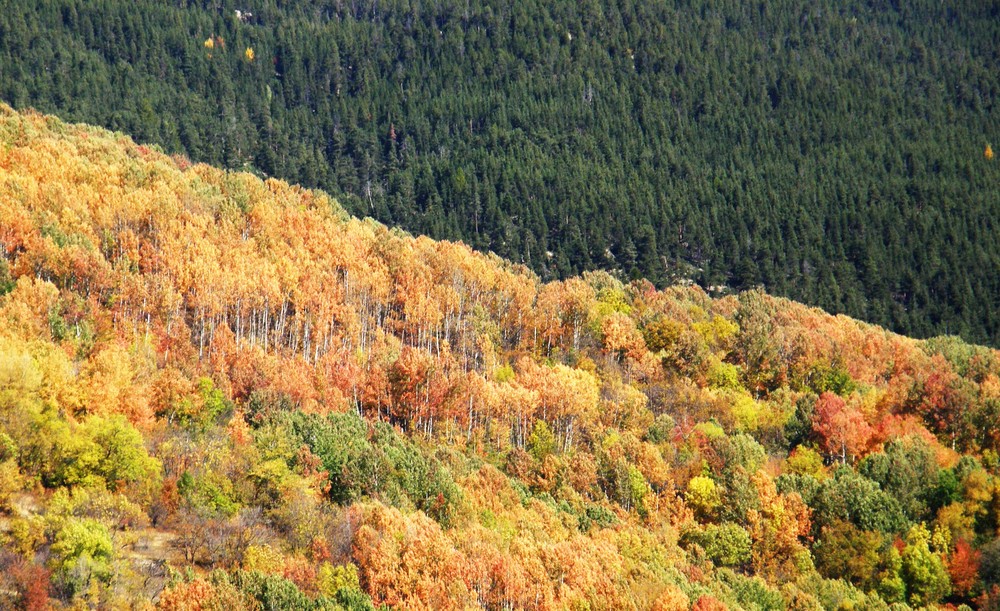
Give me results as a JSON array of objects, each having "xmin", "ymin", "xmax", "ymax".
[
  {"xmin": 5, "ymin": 107, "xmax": 1000, "ymax": 609},
  {"xmin": 2, "ymin": 0, "xmax": 999, "ymax": 344}
]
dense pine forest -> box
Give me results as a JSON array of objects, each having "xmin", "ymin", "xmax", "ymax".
[
  {"xmin": 5, "ymin": 106, "xmax": 1000, "ymax": 609},
  {"xmin": 1, "ymin": 0, "xmax": 998, "ymax": 343}
]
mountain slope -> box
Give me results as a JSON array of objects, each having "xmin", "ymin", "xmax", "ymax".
[
  {"xmin": 3, "ymin": 106, "xmax": 1000, "ymax": 609},
  {"xmin": 2, "ymin": 0, "xmax": 999, "ymax": 343}
]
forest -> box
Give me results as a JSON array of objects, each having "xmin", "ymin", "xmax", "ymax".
[
  {"xmin": 0, "ymin": 0, "xmax": 998, "ymax": 344},
  {"xmin": 4, "ymin": 106, "xmax": 1000, "ymax": 609}
]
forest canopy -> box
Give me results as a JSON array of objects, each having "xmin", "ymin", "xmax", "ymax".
[
  {"xmin": 3, "ymin": 106, "xmax": 1000, "ymax": 609},
  {"xmin": 1, "ymin": 0, "xmax": 998, "ymax": 343}
]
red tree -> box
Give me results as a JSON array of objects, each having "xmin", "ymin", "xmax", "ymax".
[
  {"xmin": 949, "ymin": 538, "xmax": 981, "ymax": 597},
  {"xmin": 812, "ymin": 392, "xmax": 872, "ymax": 463}
]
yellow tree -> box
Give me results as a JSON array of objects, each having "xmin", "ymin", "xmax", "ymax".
[{"xmin": 518, "ymin": 359, "xmax": 599, "ymax": 452}]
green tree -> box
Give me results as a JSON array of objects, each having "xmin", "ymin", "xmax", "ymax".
[
  {"xmin": 684, "ymin": 523, "xmax": 754, "ymax": 568},
  {"xmin": 733, "ymin": 291, "xmax": 782, "ymax": 394},
  {"xmin": 526, "ymin": 419, "xmax": 556, "ymax": 462},
  {"xmin": 812, "ymin": 467, "xmax": 908, "ymax": 535},
  {"xmin": 900, "ymin": 524, "xmax": 951, "ymax": 606},
  {"xmin": 84, "ymin": 415, "xmax": 161, "ymax": 491},
  {"xmin": 812, "ymin": 520, "xmax": 882, "ymax": 589},
  {"xmin": 49, "ymin": 518, "xmax": 113, "ymax": 595},
  {"xmin": 859, "ymin": 437, "xmax": 941, "ymax": 521}
]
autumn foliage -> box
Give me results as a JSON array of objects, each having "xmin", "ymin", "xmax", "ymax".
[{"xmin": 2, "ymin": 106, "xmax": 1000, "ymax": 609}]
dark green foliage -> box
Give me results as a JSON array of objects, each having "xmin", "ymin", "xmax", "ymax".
[
  {"xmin": 930, "ymin": 468, "xmax": 961, "ymax": 511},
  {"xmin": 224, "ymin": 570, "xmax": 375, "ymax": 610},
  {"xmin": 289, "ymin": 411, "xmax": 371, "ymax": 504},
  {"xmin": 716, "ymin": 569, "xmax": 785, "ymax": 611},
  {"xmin": 709, "ymin": 433, "xmax": 768, "ymax": 476},
  {"xmin": 244, "ymin": 390, "xmax": 296, "ymax": 424},
  {"xmin": 0, "ymin": 261, "xmax": 12, "ymax": 296},
  {"xmin": 813, "ymin": 520, "xmax": 883, "ymax": 589},
  {"xmin": 806, "ymin": 361, "xmax": 856, "ymax": 397},
  {"xmin": 646, "ymin": 413, "xmax": 676, "ymax": 444},
  {"xmin": 858, "ymin": 437, "xmax": 940, "ymax": 521},
  {"xmin": 706, "ymin": 433, "xmax": 767, "ymax": 525},
  {"xmin": 955, "ymin": 455, "xmax": 983, "ymax": 481},
  {"xmin": 578, "ymin": 503, "xmax": 618, "ymax": 532},
  {"xmin": 2, "ymin": 0, "xmax": 999, "ymax": 344},
  {"xmin": 782, "ymin": 394, "xmax": 817, "ymax": 449},
  {"xmin": 812, "ymin": 467, "xmax": 908, "ymax": 535},
  {"xmin": 289, "ymin": 411, "xmax": 461, "ymax": 525},
  {"xmin": 681, "ymin": 523, "xmax": 753, "ymax": 568},
  {"xmin": 330, "ymin": 586, "xmax": 377, "ymax": 611},
  {"xmin": 980, "ymin": 538, "xmax": 1000, "ymax": 587},
  {"xmin": 368, "ymin": 422, "xmax": 463, "ymax": 526},
  {"xmin": 774, "ymin": 472, "xmax": 821, "ymax": 506},
  {"xmin": 733, "ymin": 291, "xmax": 782, "ymax": 393},
  {"xmin": 229, "ymin": 570, "xmax": 317, "ymax": 609}
]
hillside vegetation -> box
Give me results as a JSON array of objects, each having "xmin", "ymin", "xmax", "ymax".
[
  {"xmin": 2, "ymin": 0, "xmax": 999, "ymax": 343},
  {"xmin": 4, "ymin": 107, "xmax": 1000, "ymax": 609}
]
